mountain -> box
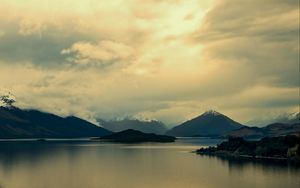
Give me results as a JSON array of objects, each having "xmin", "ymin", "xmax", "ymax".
[
  {"xmin": 0, "ymin": 106, "xmax": 111, "ymax": 138},
  {"xmin": 224, "ymin": 126, "xmax": 266, "ymax": 139},
  {"xmin": 97, "ymin": 118, "xmax": 167, "ymax": 134},
  {"xmin": 226, "ymin": 123, "xmax": 300, "ymax": 138},
  {"xmin": 264, "ymin": 123, "xmax": 300, "ymax": 136},
  {"xmin": 247, "ymin": 112, "xmax": 300, "ymax": 126},
  {"xmin": 96, "ymin": 129, "xmax": 176, "ymax": 143},
  {"xmin": 166, "ymin": 110, "xmax": 244, "ymax": 137},
  {"xmin": 273, "ymin": 112, "xmax": 300, "ymax": 124}
]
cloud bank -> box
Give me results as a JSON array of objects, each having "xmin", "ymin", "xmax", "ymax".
[{"xmin": 0, "ymin": 0, "xmax": 298, "ymax": 126}]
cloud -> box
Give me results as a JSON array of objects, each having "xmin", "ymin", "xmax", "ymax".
[
  {"xmin": 0, "ymin": 21, "xmax": 95, "ymax": 68},
  {"xmin": 0, "ymin": 0, "xmax": 298, "ymax": 126},
  {"xmin": 191, "ymin": 0, "xmax": 299, "ymax": 88},
  {"xmin": 0, "ymin": 30, "xmax": 4, "ymax": 37},
  {"xmin": 18, "ymin": 18, "xmax": 46, "ymax": 36},
  {"xmin": 61, "ymin": 40, "xmax": 134, "ymax": 66}
]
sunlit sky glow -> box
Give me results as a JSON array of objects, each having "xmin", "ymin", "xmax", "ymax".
[{"xmin": 0, "ymin": 0, "xmax": 299, "ymax": 126}]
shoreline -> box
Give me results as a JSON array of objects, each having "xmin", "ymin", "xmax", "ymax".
[{"xmin": 195, "ymin": 135, "xmax": 300, "ymax": 166}]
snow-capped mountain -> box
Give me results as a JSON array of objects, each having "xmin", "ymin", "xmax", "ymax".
[
  {"xmin": 166, "ymin": 110, "xmax": 244, "ymax": 137},
  {"xmin": 97, "ymin": 117, "xmax": 168, "ymax": 134}
]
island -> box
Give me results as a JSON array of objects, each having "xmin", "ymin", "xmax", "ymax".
[
  {"xmin": 93, "ymin": 129, "xmax": 176, "ymax": 143},
  {"xmin": 196, "ymin": 135, "xmax": 300, "ymax": 165}
]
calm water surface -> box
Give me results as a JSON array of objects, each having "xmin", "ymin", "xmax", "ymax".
[{"xmin": 0, "ymin": 138, "xmax": 299, "ymax": 188}]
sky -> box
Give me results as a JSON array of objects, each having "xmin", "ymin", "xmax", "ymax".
[{"xmin": 0, "ymin": 0, "xmax": 299, "ymax": 126}]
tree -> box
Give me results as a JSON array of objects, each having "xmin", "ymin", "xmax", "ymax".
[{"xmin": 0, "ymin": 94, "xmax": 16, "ymax": 107}]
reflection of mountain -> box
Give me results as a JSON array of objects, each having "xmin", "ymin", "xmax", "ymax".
[
  {"xmin": 97, "ymin": 129, "xmax": 176, "ymax": 143},
  {"xmin": 166, "ymin": 110, "xmax": 244, "ymax": 137},
  {"xmin": 98, "ymin": 118, "xmax": 167, "ymax": 134},
  {"xmin": 0, "ymin": 106, "xmax": 111, "ymax": 138}
]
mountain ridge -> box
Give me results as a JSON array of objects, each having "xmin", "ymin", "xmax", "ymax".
[
  {"xmin": 166, "ymin": 110, "xmax": 244, "ymax": 137},
  {"xmin": 247, "ymin": 112, "xmax": 300, "ymax": 126},
  {"xmin": 97, "ymin": 118, "xmax": 167, "ymax": 134},
  {"xmin": 0, "ymin": 106, "xmax": 111, "ymax": 139},
  {"xmin": 226, "ymin": 122, "xmax": 300, "ymax": 138}
]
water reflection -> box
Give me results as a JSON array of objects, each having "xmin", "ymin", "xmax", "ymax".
[
  {"xmin": 0, "ymin": 139, "xmax": 299, "ymax": 188},
  {"xmin": 203, "ymin": 155, "xmax": 300, "ymax": 173}
]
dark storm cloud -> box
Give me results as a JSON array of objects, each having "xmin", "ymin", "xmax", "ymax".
[
  {"xmin": 0, "ymin": 21, "xmax": 97, "ymax": 68},
  {"xmin": 0, "ymin": 0, "xmax": 298, "ymax": 126}
]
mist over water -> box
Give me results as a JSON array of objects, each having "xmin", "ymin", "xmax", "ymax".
[{"xmin": 0, "ymin": 138, "xmax": 299, "ymax": 188}]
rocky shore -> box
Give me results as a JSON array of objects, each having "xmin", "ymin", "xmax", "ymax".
[{"xmin": 196, "ymin": 135, "xmax": 300, "ymax": 166}]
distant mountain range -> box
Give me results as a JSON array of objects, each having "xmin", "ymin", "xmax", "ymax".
[
  {"xmin": 272, "ymin": 112, "xmax": 300, "ymax": 124},
  {"xmin": 226, "ymin": 123, "xmax": 300, "ymax": 138},
  {"xmin": 166, "ymin": 110, "xmax": 244, "ymax": 137},
  {"xmin": 227, "ymin": 112, "xmax": 300, "ymax": 138},
  {"xmin": 247, "ymin": 112, "xmax": 300, "ymax": 126},
  {"xmin": 0, "ymin": 100, "xmax": 299, "ymax": 139},
  {"xmin": 97, "ymin": 118, "xmax": 167, "ymax": 134},
  {"xmin": 0, "ymin": 106, "xmax": 111, "ymax": 139},
  {"xmin": 166, "ymin": 110, "xmax": 299, "ymax": 138}
]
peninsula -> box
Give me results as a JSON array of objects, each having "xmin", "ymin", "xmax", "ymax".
[{"xmin": 196, "ymin": 135, "xmax": 300, "ymax": 165}]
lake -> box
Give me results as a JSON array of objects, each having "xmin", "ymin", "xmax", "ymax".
[{"xmin": 0, "ymin": 138, "xmax": 299, "ymax": 188}]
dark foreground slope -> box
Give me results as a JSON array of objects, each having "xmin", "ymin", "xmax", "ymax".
[
  {"xmin": 0, "ymin": 107, "xmax": 111, "ymax": 138},
  {"xmin": 96, "ymin": 129, "xmax": 176, "ymax": 143},
  {"xmin": 196, "ymin": 135, "xmax": 300, "ymax": 165}
]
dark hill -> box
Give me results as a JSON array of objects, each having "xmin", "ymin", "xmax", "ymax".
[
  {"xmin": 224, "ymin": 126, "xmax": 266, "ymax": 139},
  {"xmin": 196, "ymin": 135, "xmax": 300, "ymax": 165},
  {"xmin": 166, "ymin": 110, "xmax": 244, "ymax": 137},
  {"xmin": 225, "ymin": 123, "xmax": 300, "ymax": 138},
  {"xmin": 0, "ymin": 106, "xmax": 111, "ymax": 138},
  {"xmin": 97, "ymin": 129, "xmax": 176, "ymax": 143}
]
